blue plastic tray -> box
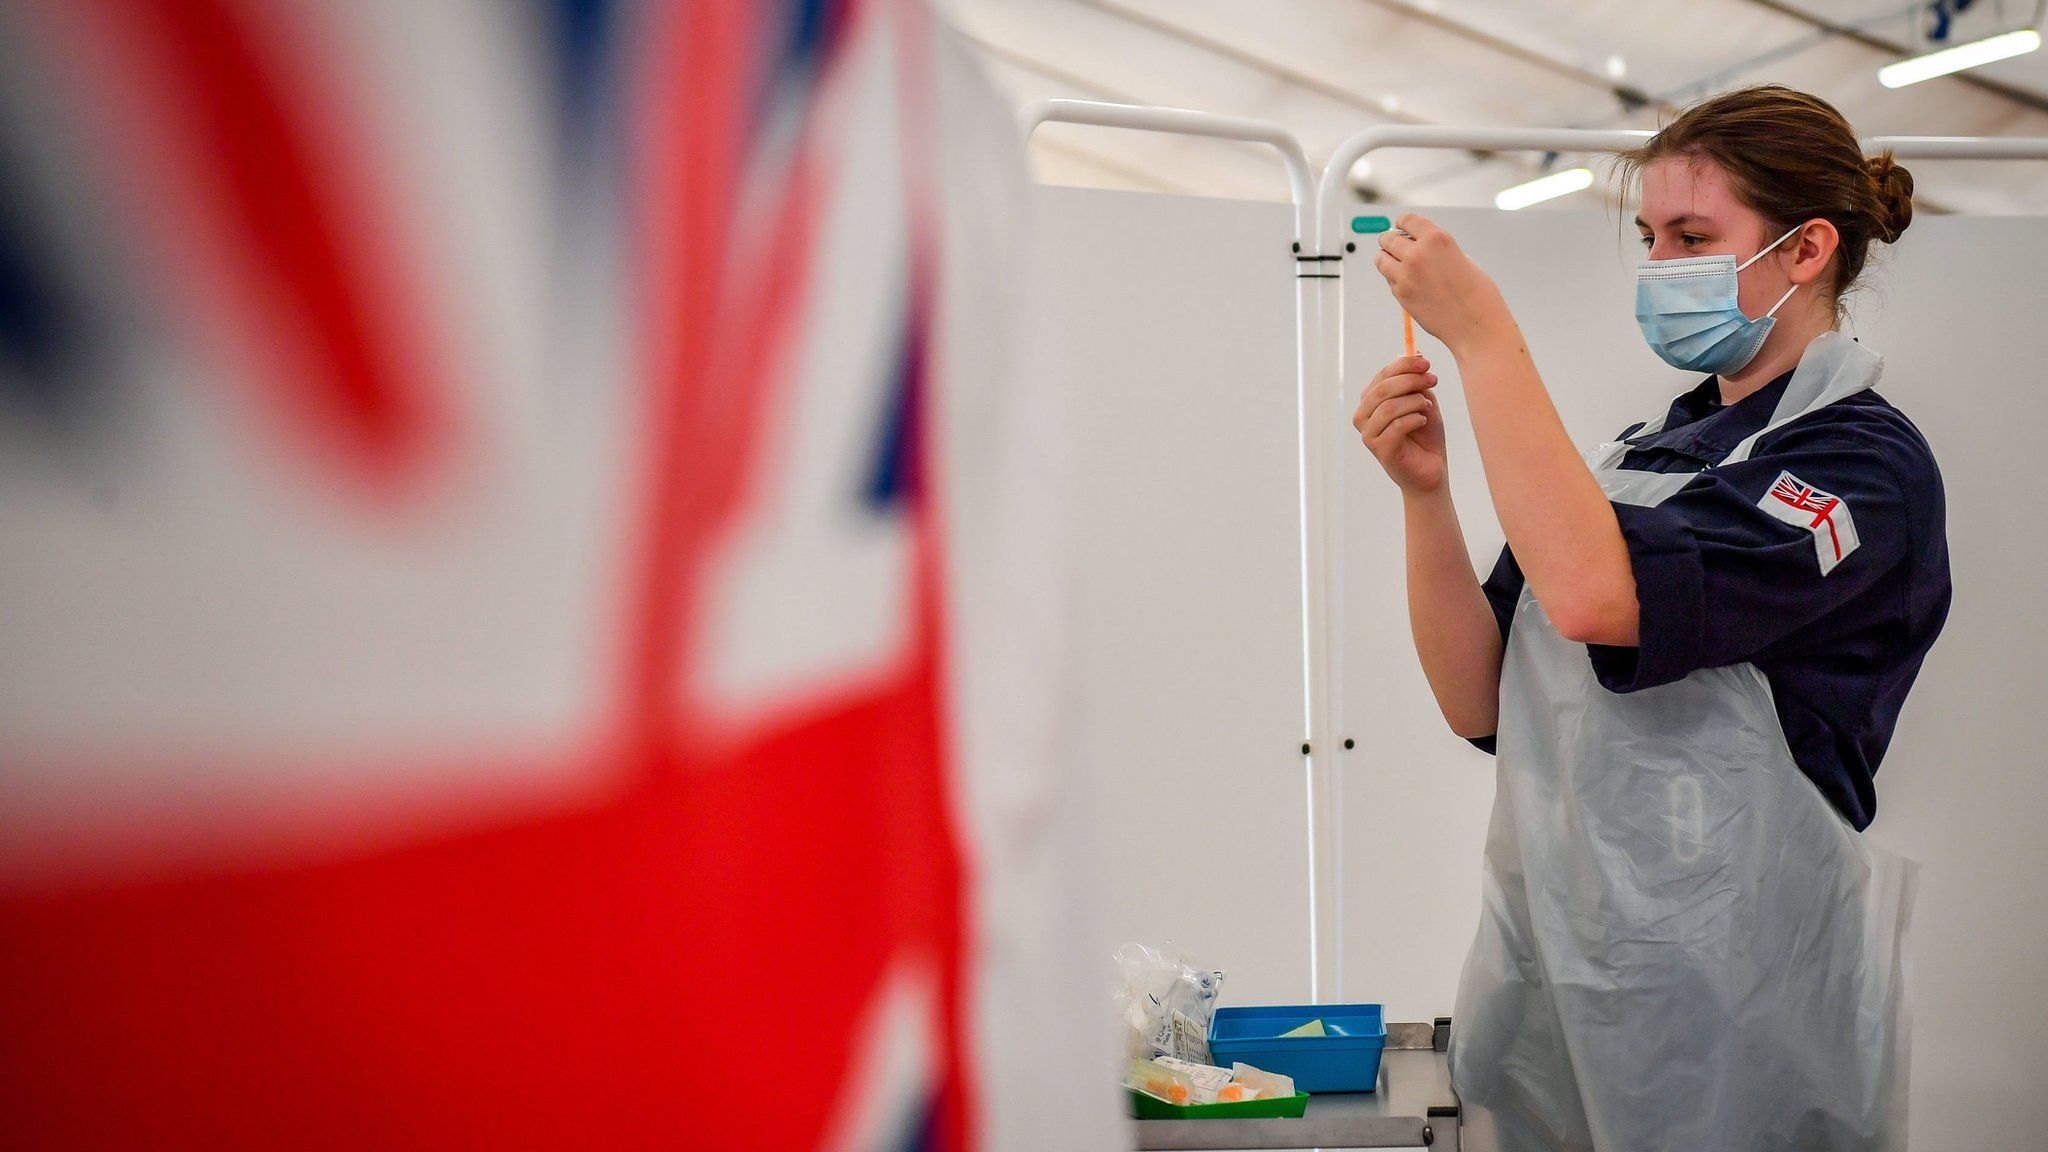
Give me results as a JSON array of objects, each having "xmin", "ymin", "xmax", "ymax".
[{"xmin": 1207, "ymin": 1003, "xmax": 1386, "ymax": 1094}]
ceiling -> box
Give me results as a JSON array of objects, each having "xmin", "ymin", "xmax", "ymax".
[{"xmin": 940, "ymin": 0, "xmax": 2048, "ymax": 215}]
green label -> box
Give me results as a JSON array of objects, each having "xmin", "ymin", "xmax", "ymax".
[{"xmin": 1350, "ymin": 215, "xmax": 1393, "ymax": 234}]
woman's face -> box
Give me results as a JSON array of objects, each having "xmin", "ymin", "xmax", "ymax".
[{"xmin": 1636, "ymin": 156, "xmax": 1795, "ymax": 320}]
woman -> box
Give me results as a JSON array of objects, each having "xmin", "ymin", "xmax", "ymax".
[{"xmin": 1355, "ymin": 86, "xmax": 1949, "ymax": 1150}]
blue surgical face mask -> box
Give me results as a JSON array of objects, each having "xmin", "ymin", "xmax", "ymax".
[{"xmin": 1634, "ymin": 224, "xmax": 1802, "ymax": 375}]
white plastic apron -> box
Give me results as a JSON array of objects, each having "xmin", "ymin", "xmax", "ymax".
[{"xmin": 1448, "ymin": 333, "xmax": 1919, "ymax": 1152}]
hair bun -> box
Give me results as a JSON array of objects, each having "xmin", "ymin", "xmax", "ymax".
[{"xmin": 1865, "ymin": 152, "xmax": 1915, "ymax": 244}]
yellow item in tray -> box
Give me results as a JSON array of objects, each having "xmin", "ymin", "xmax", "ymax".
[
  {"xmin": 1128, "ymin": 1055, "xmax": 1286, "ymax": 1108},
  {"xmin": 1128, "ymin": 1058, "xmax": 1196, "ymax": 1105},
  {"xmin": 1279, "ymin": 1018, "xmax": 1327, "ymax": 1038}
]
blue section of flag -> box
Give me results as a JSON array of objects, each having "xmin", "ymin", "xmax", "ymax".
[
  {"xmin": 754, "ymin": 0, "xmax": 849, "ymax": 134},
  {"xmin": 901, "ymin": 1090, "xmax": 955, "ymax": 1152},
  {"xmin": 862, "ymin": 306, "xmax": 920, "ymax": 512},
  {"xmin": 545, "ymin": 0, "xmax": 616, "ymax": 132},
  {"xmin": 778, "ymin": 0, "xmax": 839, "ymax": 78},
  {"xmin": 0, "ymin": 161, "xmax": 75, "ymax": 418}
]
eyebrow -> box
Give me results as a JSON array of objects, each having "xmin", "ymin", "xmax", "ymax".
[{"xmin": 1634, "ymin": 213, "xmax": 1713, "ymax": 230}]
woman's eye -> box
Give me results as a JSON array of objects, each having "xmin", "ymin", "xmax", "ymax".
[
  {"xmin": 1638, "ymin": 234, "xmax": 1654, "ymax": 248},
  {"xmin": 1682, "ymin": 234, "xmax": 1706, "ymax": 246}
]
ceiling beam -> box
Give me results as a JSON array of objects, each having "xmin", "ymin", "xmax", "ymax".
[
  {"xmin": 1074, "ymin": 0, "xmax": 1427, "ymax": 124},
  {"xmin": 1353, "ymin": 0, "xmax": 1666, "ymax": 114},
  {"xmin": 1737, "ymin": 0, "xmax": 2048, "ymax": 116},
  {"xmin": 960, "ymin": 31, "xmax": 1293, "ymax": 195},
  {"xmin": 955, "ymin": 21, "xmax": 1620, "ymax": 208},
  {"xmin": 1064, "ymin": 0, "xmax": 1622, "ymax": 198},
  {"xmin": 956, "ymin": 28, "xmax": 1146, "ymax": 105}
]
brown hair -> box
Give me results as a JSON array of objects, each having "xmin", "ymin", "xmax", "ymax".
[{"xmin": 1618, "ymin": 85, "xmax": 1914, "ymax": 311}]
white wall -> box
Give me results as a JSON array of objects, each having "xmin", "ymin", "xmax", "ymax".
[
  {"xmin": 1839, "ymin": 216, "xmax": 2048, "ymax": 1143},
  {"xmin": 1040, "ymin": 184, "xmax": 2048, "ymax": 1146}
]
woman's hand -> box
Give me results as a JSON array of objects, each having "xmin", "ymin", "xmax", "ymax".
[
  {"xmin": 1354, "ymin": 354, "xmax": 1446, "ymax": 495},
  {"xmin": 1374, "ymin": 214, "xmax": 1512, "ymax": 352}
]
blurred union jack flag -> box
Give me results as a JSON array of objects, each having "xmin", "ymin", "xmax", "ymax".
[{"xmin": 0, "ymin": 1, "xmax": 1108, "ymax": 1149}]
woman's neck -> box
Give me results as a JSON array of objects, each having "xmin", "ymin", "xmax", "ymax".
[{"xmin": 1717, "ymin": 300, "xmax": 1835, "ymax": 406}]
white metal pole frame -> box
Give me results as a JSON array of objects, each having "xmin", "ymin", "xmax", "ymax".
[
  {"xmin": 1020, "ymin": 99, "xmax": 1351, "ymax": 1004},
  {"xmin": 1864, "ymin": 135, "xmax": 2048, "ymax": 159},
  {"xmin": 1020, "ymin": 98, "xmax": 1315, "ymax": 232}
]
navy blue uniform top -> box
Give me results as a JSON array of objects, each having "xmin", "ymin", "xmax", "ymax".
[{"xmin": 1471, "ymin": 367, "xmax": 1952, "ymax": 831}]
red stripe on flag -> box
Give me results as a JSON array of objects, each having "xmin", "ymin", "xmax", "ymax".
[
  {"xmin": 44, "ymin": 0, "xmax": 444, "ymax": 495},
  {"xmin": 622, "ymin": 0, "xmax": 759, "ymax": 749},
  {"xmin": 621, "ymin": 0, "xmax": 981, "ymax": 1144},
  {"xmin": 618, "ymin": 1, "xmax": 978, "ymax": 1149}
]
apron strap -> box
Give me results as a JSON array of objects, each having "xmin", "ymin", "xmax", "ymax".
[
  {"xmin": 1719, "ymin": 332, "xmax": 1883, "ymax": 465},
  {"xmin": 1585, "ymin": 412, "xmax": 1673, "ymax": 471}
]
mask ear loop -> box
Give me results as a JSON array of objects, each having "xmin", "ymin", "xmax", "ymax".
[
  {"xmin": 1739, "ymin": 223, "xmax": 1807, "ymax": 319},
  {"xmin": 1736, "ymin": 223, "xmax": 1806, "ymax": 271}
]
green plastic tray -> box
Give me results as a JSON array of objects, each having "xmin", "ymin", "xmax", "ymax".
[{"xmin": 1126, "ymin": 1087, "xmax": 1311, "ymax": 1120}]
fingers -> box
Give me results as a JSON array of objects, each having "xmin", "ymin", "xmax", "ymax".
[
  {"xmin": 1356, "ymin": 359, "xmax": 1437, "ymax": 428},
  {"xmin": 1381, "ymin": 412, "xmax": 1429, "ymax": 444},
  {"xmin": 1375, "ymin": 369, "xmax": 1437, "ymax": 403},
  {"xmin": 1359, "ymin": 362, "xmax": 1441, "ymax": 434},
  {"xmin": 1378, "ymin": 215, "xmax": 1435, "ymax": 257},
  {"xmin": 1393, "ymin": 213, "xmax": 1439, "ymax": 241},
  {"xmin": 1369, "ymin": 354, "xmax": 1432, "ymax": 386},
  {"xmin": 1381, "ymin": 214, "xmax": 1457, "ymax": 271},
  {"xmin": 1354, "ymin": 383, "xmax": 1436, "ymax": 441},
  {"xmin": 1359, "ymin": 391, "xmax": 1434, "ymax": 443}
]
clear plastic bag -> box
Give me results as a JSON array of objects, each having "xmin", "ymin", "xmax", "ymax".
[{"xmin": 1112, "ymin": 942, "xmax": 1225, "ymax": 1065}]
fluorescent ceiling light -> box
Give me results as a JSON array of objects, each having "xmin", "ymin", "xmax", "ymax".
[
  {"xmin": 1495, "ymin": 166, "xmax": 1593, "ymax": 210},
  {"xmin": 1879, "ymin": 29, "xmax": 2041, "ymax": 88}
]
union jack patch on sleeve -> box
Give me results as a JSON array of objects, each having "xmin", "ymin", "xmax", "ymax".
[{"xmin": 1759, "ymin": 470, "xmax": 1861, "ymax": 575}]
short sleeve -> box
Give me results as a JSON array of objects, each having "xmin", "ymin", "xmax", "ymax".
[
  {"xmin": 1480, "ymin": 545, "xmax": 1525, "ymax": 646},
  {"xmin": 1587, "ymin": 407, "xmax": 1936, "ymax": 692},
  {"xmin": 1466, "ymin": 546, "xmax": 1527, "ymax": 755}
]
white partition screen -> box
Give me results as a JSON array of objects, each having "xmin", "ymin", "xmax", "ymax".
[{"xmin": 1037, "ymin": 186, "xmax": 1314, "ymax": 1008}]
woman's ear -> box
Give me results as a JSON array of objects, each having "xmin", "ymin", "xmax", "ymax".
[{"xmin": 1788, "ymin": 218, "xmax": 1840, "ymax": 287}]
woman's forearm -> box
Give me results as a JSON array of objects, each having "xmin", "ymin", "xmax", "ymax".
[
  {"xmin": 1452, "ymin": 321, "xmax": 1640, "ymax": 647},
  {"xmin": 1403, "ymin": 487, "xmax": 1505, "ymax": 738}
]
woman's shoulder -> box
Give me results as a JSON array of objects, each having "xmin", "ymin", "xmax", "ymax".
[
  {"xmin": 1753, "ymin": 391, "xmax": 1949, "ymax": 560},
  {"xmin": 1760, "ymin": 389, "xmax": 1942, "ymax": 488}
]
